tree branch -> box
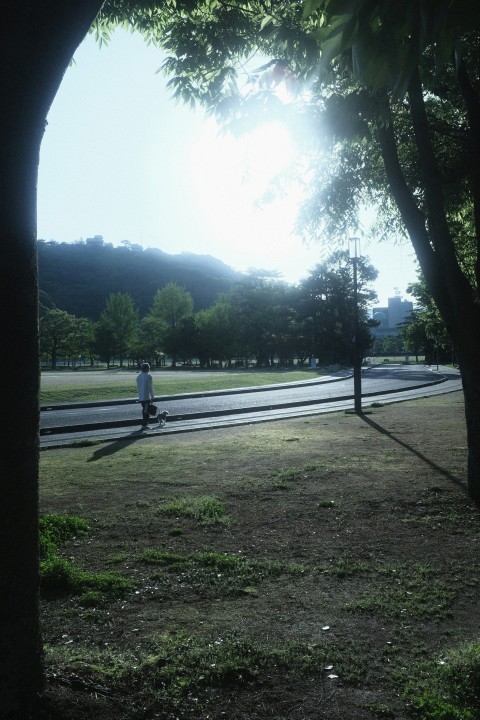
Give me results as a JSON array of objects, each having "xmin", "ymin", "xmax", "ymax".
[
  {"xmin": 406, "ymin": 67, "xmax": 477, "ymax": 325},
  {"xmin": 374, "ymin": 99, "xmax": 439, "ymax": 288},
  {"xmin": 406, "ymin": 68, "xmax": 454, "ymax": 257}
]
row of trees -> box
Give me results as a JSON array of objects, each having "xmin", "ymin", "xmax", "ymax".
[{"xmin": 40, "ymin": 251, "xmax": 379, "ymax": 370}]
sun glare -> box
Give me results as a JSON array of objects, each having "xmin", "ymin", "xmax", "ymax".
[
  {"xmin": 188, "ymin": 117, "xmax": 301, "ymax": 274},
  {"xmin": 237, "ymin": 121, "xmax": 295, "ymax": 196}
]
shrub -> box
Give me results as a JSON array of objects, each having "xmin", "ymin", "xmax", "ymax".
[
  {"xmin": 40, "ymin": 515, "xmax": 133, "ymax": 605},
  {"xmin": 409, "ymin": 641, "xmax": 480, "ymax": 719},
  {"xmin": 39, "ymin": 515, "xmax": 88, "ymax": 561}
]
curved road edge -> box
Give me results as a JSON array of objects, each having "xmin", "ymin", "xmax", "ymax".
[{"xmin": 40, "ymin": 365, "xmax": 462, "ymax": 448}]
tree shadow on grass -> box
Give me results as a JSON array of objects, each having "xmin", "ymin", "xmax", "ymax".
[
  {"xmin": 86, "ymin": 431, "xmax": 153, "ymax": 462},
  {"xmin": 359, "ymin": 412, "xmax": 467, "ymax": 490}
]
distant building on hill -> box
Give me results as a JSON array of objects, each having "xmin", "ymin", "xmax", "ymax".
[
  {"xmin": 85, "ymin": 234, "xmax": 105, "ymax": 246},
  {"xmin": 372, "ymin": 295, "xmax": 413, "ymax": 337}
]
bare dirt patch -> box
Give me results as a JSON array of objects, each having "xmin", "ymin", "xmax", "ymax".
[{"xmin": 39, "ymin": 391, "xmax": 480, "ymax": 719}]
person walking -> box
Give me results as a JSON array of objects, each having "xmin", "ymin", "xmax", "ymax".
[{"xmin": 136, "ymin": 362, "xmax": 154, "ymax": 430}]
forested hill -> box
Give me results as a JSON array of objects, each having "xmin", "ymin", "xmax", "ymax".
[{"xmin": 38, "ymin": 239, "xmax": 245, "ymax": 319}]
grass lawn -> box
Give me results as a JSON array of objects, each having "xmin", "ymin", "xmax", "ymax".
[
  {"xmin": 39, "ymin": 390, "xmax": 480, "ymax": 720},
  {"xmin": 40, "ymin": 368, "xmax": 329, "ymax": 404}
]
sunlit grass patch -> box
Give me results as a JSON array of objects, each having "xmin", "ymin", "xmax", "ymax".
[
  {"xmin": 41, "ymin": 558, "xmax": 134, "ymax": 605},
  {"xmin": 40, "ymin": 514, "xmax": 133, "ymax": 605},
  {"xmin": 40, "ymin": 382, "xmax": 136, "ymax": 404},
  {"xmin": 140, "ymin": 550, "xmax": 305, "ymax": 596},
  {"xmin": 277, "ymin": 466, "xmax": 302, "ymax": 481},
  {"xmin": 40, "ymin": 369, "xmax": 328, "ymax": 404},
  {"xmin": 40, "ymin": 514, "xmax": 89, "ymax": 561},
  {"xmin": 156, "ymin": 495, "xmax": 230, "ymax": 526},
  {"xmin": 271, "ymin": 466, "xmax": 303, "ymax": 483},
  {"xmin": 269, "ymin": 464, "xmax": 319, "ymax": 489}
]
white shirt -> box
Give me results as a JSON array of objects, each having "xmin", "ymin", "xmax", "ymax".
[{"xmin": 136, "ymin": 371, "xmax": 154, "ymax": 401}]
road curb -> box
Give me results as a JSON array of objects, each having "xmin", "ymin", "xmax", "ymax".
[
  {"xmin": 40, "ymin": 372, "xmax": 353, "ymax": 412},
  {"xmin": 40, "ymin": 375, "xmax": 448, "ymax": 437}
]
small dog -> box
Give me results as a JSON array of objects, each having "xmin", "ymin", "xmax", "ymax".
[{"xmin": 158, "ymin": 410, "xmax": 169, "ymax": 427}]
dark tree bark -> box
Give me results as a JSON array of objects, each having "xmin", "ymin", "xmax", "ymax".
[
  {"xmin": 0, "ymin": 4, "xmax": 104, "ymax": 717},
  {"xmin": 376, "ymin": 70, "xmax": 480, "ymax": 504}
]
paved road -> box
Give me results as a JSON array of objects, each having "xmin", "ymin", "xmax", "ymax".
[{"xmin": 40, "ymin": 364, "xmax": 462, "ymax": 448}]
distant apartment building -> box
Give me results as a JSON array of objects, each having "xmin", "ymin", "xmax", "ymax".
[{"xmin": 372, "ymin": 295, "xmax": 413, "ymax": 337}]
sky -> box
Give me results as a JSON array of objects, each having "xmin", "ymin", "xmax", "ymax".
[{"xmin": 37, "ymin": 29, "xmax": 419, "ymax": 307}]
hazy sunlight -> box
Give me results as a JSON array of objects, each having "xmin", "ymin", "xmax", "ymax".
[{"xmin": 188, "ymin": 118, "xmax": 306, "ymax": 275}]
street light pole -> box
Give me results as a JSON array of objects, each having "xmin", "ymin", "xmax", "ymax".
[{"xmin": 350, "ymin": 237, "xmax": 362, "ymax": 414}]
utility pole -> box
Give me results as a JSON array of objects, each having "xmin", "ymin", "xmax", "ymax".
[{"xmin": 350, "ymin": 237, "xmax": 362, "ymax": 414}]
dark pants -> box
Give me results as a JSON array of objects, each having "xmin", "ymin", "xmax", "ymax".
[{"xmin": 141, "ymin": 401, "xmax": 150, "ymax": 426}]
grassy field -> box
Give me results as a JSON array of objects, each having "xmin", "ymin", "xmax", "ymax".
[
  {"xmin": 38, "ymin": 388, "xmax": 480, "ymax": 719},
  {"xmin": 40, "ymin": 368, "xmax": 329, "ymax": 404}
]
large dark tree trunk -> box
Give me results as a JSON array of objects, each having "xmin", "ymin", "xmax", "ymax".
[
  {"xmin": 376, "ymin": 70, "xmax": 480, "ymax": 504},
  {"xmin": 456, "ymin": 343, "xmax": 480, "ymax": 504},
  {"xmin": 1, "ymin": 117, "xmax": 44, "ymax": 719},
  {"xmin": 0, "ymin": 4, "xmax": 103, "ymax": 717}
]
